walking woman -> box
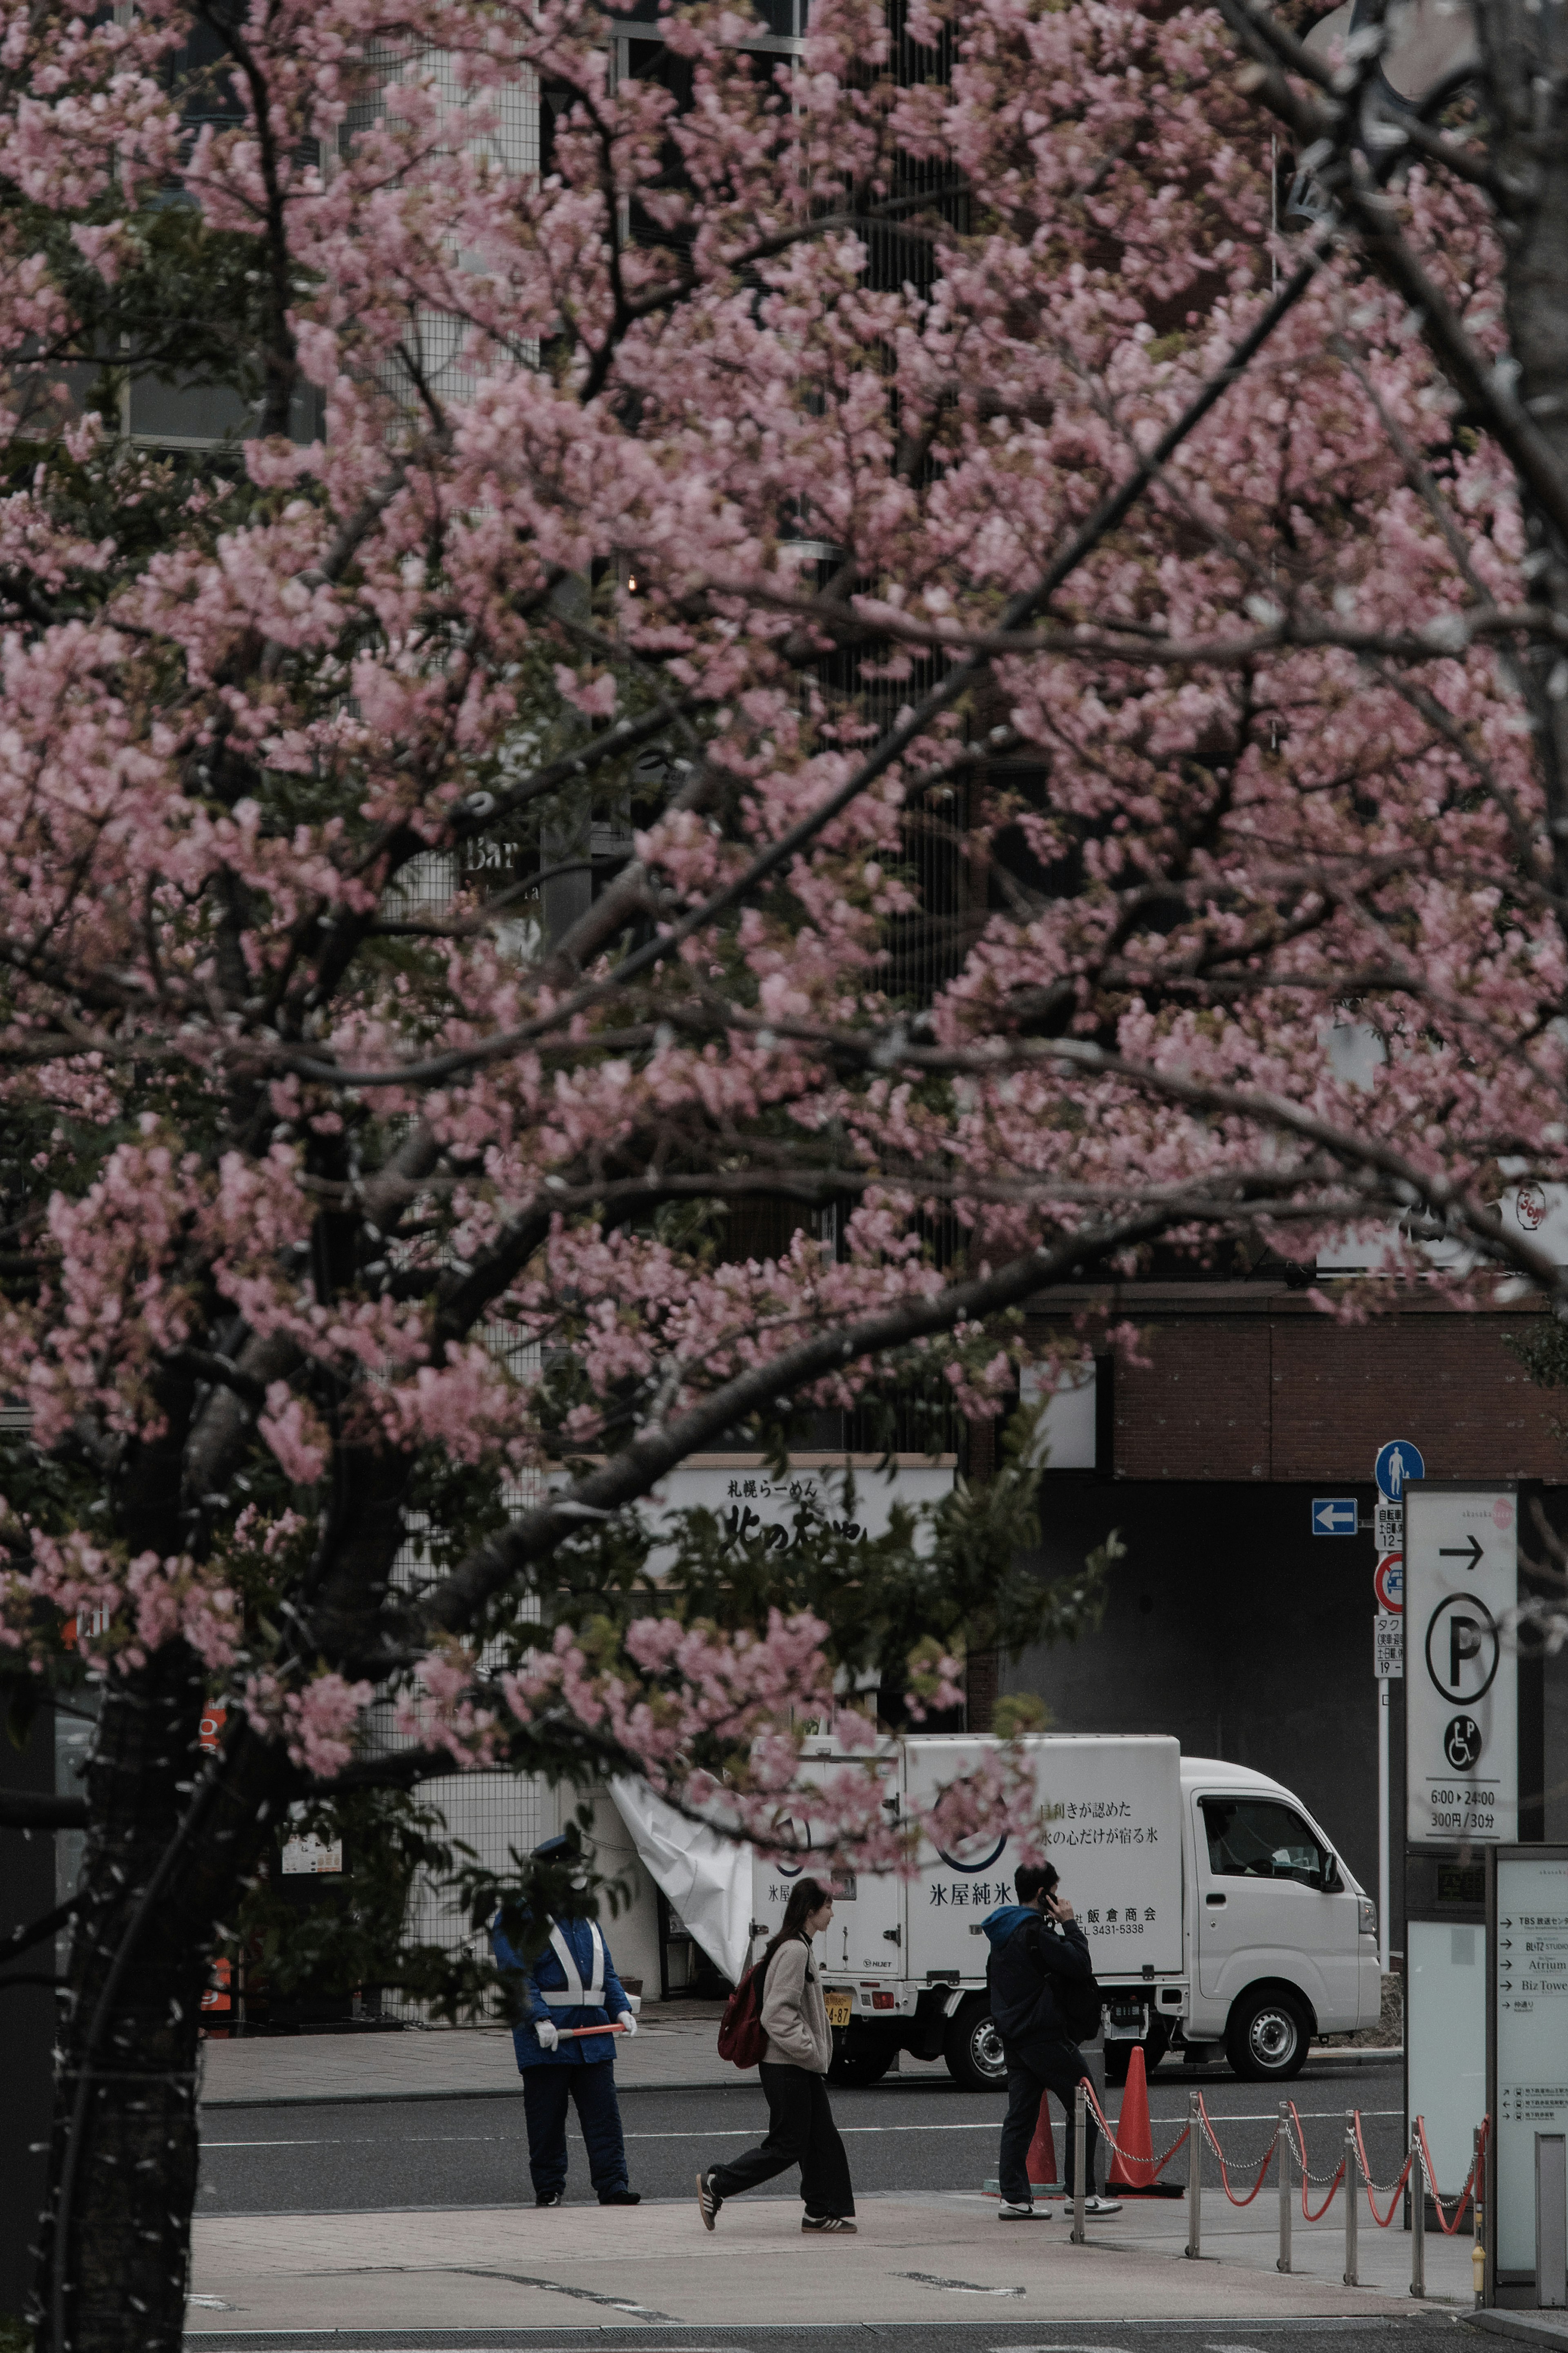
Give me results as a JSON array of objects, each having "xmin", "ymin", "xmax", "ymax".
[{"xmin": 696, "ymin": 1877, "xmax": 857, "ymax": 2234}]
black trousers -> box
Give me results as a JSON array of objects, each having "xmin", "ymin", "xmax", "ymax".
[
  {"xmin": 521, "ymin": 2062, "xmax": 629, "ymax": 2199},
  {"xmin": 708, "ymin": 2063, "xmax": 855, "ymax": 2217},
  {"xmin": 998, "ymin": 2039, "xmax": 1098, "ymax": 2204}
]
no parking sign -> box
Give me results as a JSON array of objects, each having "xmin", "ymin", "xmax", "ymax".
[{"xmin": 1373, "ymin": 1552, "xmax": 1403, "ymax": 1612}]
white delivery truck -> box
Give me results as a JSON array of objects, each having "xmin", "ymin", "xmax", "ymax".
[{"xmin": 748, "ymin": 1734, "xmax": 1382, "ymax": 2089}]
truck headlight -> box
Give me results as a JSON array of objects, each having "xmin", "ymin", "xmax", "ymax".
[{"xmin": 1358, "ymin": 1896, "xmax": 1377, "ymax": 1938}]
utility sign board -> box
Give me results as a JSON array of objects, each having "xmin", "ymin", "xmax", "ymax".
[
  {"xmin": 1374, "ymin": 1611, "xmax": 1403, "ymax": 1679},
  {"xmin": 1489, "ymin": 1848, "xmax": 1568, "ymax": 2285},
  {"xmin": 1312, "ymin": 1496, "xmax": 1359, "ymax": 1536},
  {"xmin": 1405, "ymin": 1484, "xmax": 1518, "ymax": 1845},
  {"xmin": 1376, "ymin": 1440, "xmax": 1425, "ymax": 1501}
]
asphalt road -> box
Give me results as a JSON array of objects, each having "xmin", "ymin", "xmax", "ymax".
[{"xmin": 196, "ymin": 2058, "xmax": 1403, "ymax": 2215}]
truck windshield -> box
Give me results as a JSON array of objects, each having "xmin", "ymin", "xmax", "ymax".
[{"xmin": 1200, "ymin": 1798, "xmax": 1325, "ymax": 1889}]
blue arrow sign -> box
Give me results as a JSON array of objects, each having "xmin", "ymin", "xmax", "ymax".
[
  {"xmin": 1312, "ymin": 1497, "xmax": 1359, "ymax": 1535},
  {"xmin": 1374, "ymin": 1440, "xmax": 1423, "ymax": 1501}
]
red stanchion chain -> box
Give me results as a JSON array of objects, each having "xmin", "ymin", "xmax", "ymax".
[
  {"xmin": 1071, "ymin": 2082, "xmax": 1488, "ymax": 2230},
  {"xmin": 1196, "ymin": 2093, "xmax": 1277, "ymax": 2208},
  {"xmin": 1081, "ymin": 2080, "xmax": 1191, "ymax": 2180},
  {"xmin": 1352, "ymin": 2111, "xmax": 1414, "ymax": 2228},
  {"xmin": 1416, "ymin": 2114, "xmax": 1490, "ymax": 2235},
  {"xmin": 1287, "ymin": 2101, "xmax": 1345, "ymax": 2220}
]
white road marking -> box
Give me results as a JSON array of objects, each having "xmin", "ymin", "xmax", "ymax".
[{"xmin": 201, "ymin": 2110, "xmax": 1406, "ymax": 2151}]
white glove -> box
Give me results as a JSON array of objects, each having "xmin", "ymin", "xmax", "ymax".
[
  {"xmin": 535, "ymin": 2019, "xmax": 560, "ymax": 2052},
  {"xmin": 617, "ymin": 2010, "xmax": 638, "ymax": 2038}
]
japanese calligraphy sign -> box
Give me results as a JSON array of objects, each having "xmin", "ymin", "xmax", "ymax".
[{"xmin": 639, "ymin": 1459, "xmax": 956, "ymax": 1578}]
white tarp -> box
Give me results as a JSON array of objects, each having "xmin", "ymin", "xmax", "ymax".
[{"xmin": 609, "ymin": 1776, "xmax": 753, "ymax": 1985}]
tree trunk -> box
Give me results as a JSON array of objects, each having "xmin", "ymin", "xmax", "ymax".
[{"xmin": 35, "ymin": 1653, "xmax": 214, "ymax": 2353}]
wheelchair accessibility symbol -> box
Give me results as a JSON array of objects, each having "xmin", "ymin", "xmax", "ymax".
[{"xmin": 1443, "ymin": 1714, "xmax": 1485, "ymax": 1771}]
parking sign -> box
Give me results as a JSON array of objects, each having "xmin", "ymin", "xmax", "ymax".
[{"xmin": 1404, "ymin": 1485, "xmax": 1517, "ymax": 1844}]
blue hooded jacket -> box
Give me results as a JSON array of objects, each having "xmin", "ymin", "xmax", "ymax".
[
  {"xmin": 981, "ymin": 1900, "xmax": 1094, "ymax": 2050},
  {"xmin": 491, "ymin": 1911, "xmax": 630, "ymax": 2070}
]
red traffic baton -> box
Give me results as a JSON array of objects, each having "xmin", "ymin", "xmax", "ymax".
[{"xmin": 553, "ymin": 2022, "xmax": 630, "ymax": 2040}]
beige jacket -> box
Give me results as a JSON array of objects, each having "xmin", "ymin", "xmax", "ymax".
[{"xmin": 759, "ymin": 1933, "xmax": 831, "ymax": 2072}]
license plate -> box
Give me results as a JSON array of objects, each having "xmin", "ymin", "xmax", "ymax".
[{"xmin": 825, "ymin": 1990, "xmax": 853, "ymax": 2028}]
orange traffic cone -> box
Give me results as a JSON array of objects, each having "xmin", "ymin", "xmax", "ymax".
[
  {"xmin": 1106, "ymin": 2044, "xmax": 1183, "ymax": 2197},
  {"xmin": 1027, "ymin": 2092, "xmax": 1058, "ymax": 2193}
]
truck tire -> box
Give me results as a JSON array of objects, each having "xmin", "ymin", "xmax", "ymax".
[
  {"xmin": 828, "ymin": 2030, "xmax": 897, "ymax": 2086},
  {"xmin": 943, "ymin": 1998, "xmax": 1008, "ymax": 2092},
  {"xmin": 1224, "ymin": 1988, "xmax": 1310, "ymax": 2081}
]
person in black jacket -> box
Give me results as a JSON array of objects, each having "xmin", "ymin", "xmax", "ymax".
[{"xmin": 981, "ymin": 1863, "xmax": 1122, "ymax": 2222}]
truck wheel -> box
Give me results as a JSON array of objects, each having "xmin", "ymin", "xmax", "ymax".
[
  {"xmin": 1104, "ymin": 2041, "xmax": 1131, "ymax": 2088},
  {"xmin": 943, "ymin": 1998, "xmax": 1008, "ymax": 2092},
  {"xmin": 828, "ymin": 2034, "xmax": 897, "ymax": 2086},
  {"xmin": 1224, "ymin": 1989, "xmax": 1310, "ymax": 2081}
]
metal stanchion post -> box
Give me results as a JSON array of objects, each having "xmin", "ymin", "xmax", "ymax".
[
  {"xmin": 1185, "ymin": 2091, "xmax": 1202, "ymax": 2259},
  {"xmin": 1472, "ymin": 2126, "xmax": 1485, "ymax": 2308},
  {"xmin": 1410, "ymin": 2119, "xmax": 1426, "ymax": 2300},
  {"xmin": 1071, "ymin": 2083, "xmax": 1087, "ymax": 2245},
  {"xmin": 1343, "ymin": 2111, "xmax": 1359, "ymax": 2288},
  {"xmin": 1277, "ymin": 2101, "xmax": 1292, "ymax": 2274}
]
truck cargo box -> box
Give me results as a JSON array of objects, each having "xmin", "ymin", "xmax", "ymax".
[{"xmin": 903, "ymin": 1735, "xmax": 1184, "ymax": 1983}]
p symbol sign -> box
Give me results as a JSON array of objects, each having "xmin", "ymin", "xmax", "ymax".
[{"xmin": 1424, "ymin": 1594, "xmax": 1500, "ymax": 1703}]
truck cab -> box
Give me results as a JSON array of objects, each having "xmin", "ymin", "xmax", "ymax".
[{"xmin": 1176, "ymin": 1755, "xmax": 1383, "ymax": 2078}]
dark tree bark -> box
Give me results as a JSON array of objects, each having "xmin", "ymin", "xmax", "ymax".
[
  {"xmin": 35, "ymin": 1663, "xmax": 300, "ymax": 2353},
  {"xmin": 36, "ymin": 1655, "xmax": 211, "ymax": 2353}
]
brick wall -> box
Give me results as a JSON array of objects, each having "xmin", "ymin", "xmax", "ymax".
[
  {"xmin": 1025, "ymin": 1299, "xmax": 1568, "ymax": 1483},
  {"xmin": 1105, "ymin": 1311, "xmax": 1566, "ymax": 1483}
]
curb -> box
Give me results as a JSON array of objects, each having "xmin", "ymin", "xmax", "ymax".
[
  {"xmin": 200, "ymin": 2074, "xmax": 747, "ymax": 2110},
  {"xmin": 199, "ymin": 2047, "xmax": 1403, "ymax": 2113},
  {"xmin": 1466, "ymin": 2317, "xmax": 1568, "ymax": 2353}
]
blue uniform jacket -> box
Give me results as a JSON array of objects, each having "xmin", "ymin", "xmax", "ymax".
[{"xmin": 491, "ymin": 1910, "xmax": 630, "ymax": 2070}]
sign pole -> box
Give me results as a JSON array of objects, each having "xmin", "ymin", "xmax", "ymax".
[
  {"xmin": 1378, "ymin": 1673, "xmax": 1391, "ymax": 1978},
  {"xmin": 1372, "ymin": 1439, "xmax": 1418, "ymax": 1982}
]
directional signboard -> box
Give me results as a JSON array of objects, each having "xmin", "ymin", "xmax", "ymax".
[
  {"xmin": 1376, "ymin": 1440, "xmax": 1425, "ymax": 1501},
  {"xmin": 1312, "ymin": 1496, "xmax": 1358, "ymax": 1536},
  {"xmin": 1405, "ymin": 1484, "xmax": 1518, "ymax": 1845},
  {"xmin": 1488, "ymin": 1848, "xmax": 1568, "ymax": 2289}
]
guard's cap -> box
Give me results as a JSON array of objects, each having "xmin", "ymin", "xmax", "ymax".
[{"xmin": 530, "ymin": 1832, "xmax": 581, "ymax": 1864}]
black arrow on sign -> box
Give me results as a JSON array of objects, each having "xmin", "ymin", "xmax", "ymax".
[{"xmin": 1439, "ymin": 1536, "xmax": 1484, "ymax": 1572}]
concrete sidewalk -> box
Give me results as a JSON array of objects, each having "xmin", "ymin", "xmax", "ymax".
[
  {"xmin": 200, "ymin": 2019, "xmax": 1401, "ymax": 2108},
  {"xmin": 185, "ymin": 2182, "xmax": 1470, "ymax": 2332},
  {"xmin": 200, "ymin": 2012, "xmax": 737, "ymax": 2105}
]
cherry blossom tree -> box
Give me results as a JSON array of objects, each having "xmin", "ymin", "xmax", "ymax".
[{"xmin": 5, "ymin": 0, "xmax": 1568, "ymax": 2335}]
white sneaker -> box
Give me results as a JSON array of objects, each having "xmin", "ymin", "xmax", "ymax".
[
  {"xmin": 998, "ymin": 2200, "xmax": 1053, "ymax": 2220},
  {"xmin": 1080, "ymin": 2193, "xmax": 1122, "ymax": 2215}
]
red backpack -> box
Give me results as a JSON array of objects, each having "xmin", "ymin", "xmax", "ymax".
[{"xmin": 717, "ymin": 1947, "xmax": 772, "ymax": 2068}]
